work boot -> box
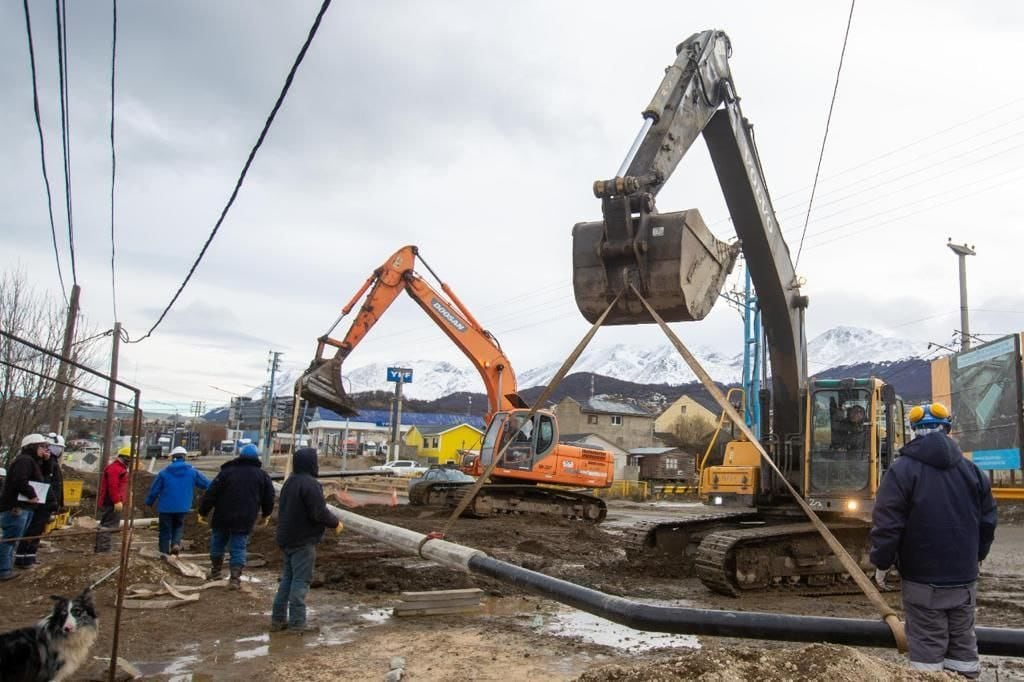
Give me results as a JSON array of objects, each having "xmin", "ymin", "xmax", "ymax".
[
  {"xmin": 208, "ymin": 556, "xmax": 224, "ymax": 581},
  {"xmin": 228, "ymin": 565, "xmax": 242, "ymax": 590},
  {"xmin": 170, "ymin": 544, "xmax": 181, "ymax": 556}
]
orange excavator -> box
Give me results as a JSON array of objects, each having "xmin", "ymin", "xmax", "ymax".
[{"xmin": 297, "ymin": 245, "xmax": 614, "ymax": 521}]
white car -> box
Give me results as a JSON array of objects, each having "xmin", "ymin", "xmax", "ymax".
[{"xmin": 370, "ymin": 460, "xmax": 428, "ymax": 476}]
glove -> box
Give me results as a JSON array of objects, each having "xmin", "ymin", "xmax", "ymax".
[
  {"xmin": 334, "ymin": 520, "xmax": 345, "ymax": 535},
  {"xmin": 197, "ymin": 513, "xmax": 208, "ymax": 526},
  {"xmin": 113, "ymin": 502, "xmax": 124, "ymax": 512},
  {"xmin": 874, "ymin": 568, "xmax": 889, "ymax": 590},
  {"xmin": 259, "ymin": 515, "xmax": 271, "ymax": 528}
]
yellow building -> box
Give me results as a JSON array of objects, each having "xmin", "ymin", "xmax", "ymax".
[
  {"xmin": 405, "ymin": 423, "xmax": 484, "ymax": 465},
  {"xmin": 655, "ymin": 394, "xmax": 718, "ymax": 435}
]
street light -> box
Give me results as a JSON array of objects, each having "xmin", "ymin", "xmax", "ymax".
[{"xmin": 947, "ymin": 239, "xmax": 976, "ymax": 351}]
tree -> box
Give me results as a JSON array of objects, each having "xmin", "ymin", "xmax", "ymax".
[
  {"xmin": 671, "ymin": 414, "xmax": 716, "ymax": 453},
  {"xmin": 0, "ymin": 269, "xmax": 103, "ymax": 451}
]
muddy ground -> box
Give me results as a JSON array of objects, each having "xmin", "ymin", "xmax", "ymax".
[{"xmin": 0, "ymin": 472, "xmax": 1021, "ymax": 680}]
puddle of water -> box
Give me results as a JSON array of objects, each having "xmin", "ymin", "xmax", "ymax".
[
  {"xmin": 134, "ymin": 654, "xmax": 201, "ymax": 677},
  {"xmin": 234, "ymin": 645, "xmax": 269, "ymax": 660},
  {"xmin": 236, "ymin": 633, "xmax": 270, "ymax": 644},
  {"xmin": 358, "ymin": 608, "xmax": 392, "ymax": 623},
  {"xmin": 543, "ymin": 609, "xmax": 701, "ymax": 652}
]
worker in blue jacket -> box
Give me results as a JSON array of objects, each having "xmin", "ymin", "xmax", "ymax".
[
  {"xmin": 145, "ymin": 446, "xmax": 211, "ymax": 555},
  {"xmin": 870, "ymin": 402, "xmax": 997, "ymax": 679}
]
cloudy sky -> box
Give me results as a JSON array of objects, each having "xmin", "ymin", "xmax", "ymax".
[{"xmin": 2, "ymin": 0, "xmax": 1022, "ymax": 411}]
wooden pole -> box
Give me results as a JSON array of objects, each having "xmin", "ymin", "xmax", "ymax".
[
  {"xmin": 49, "ymin": 284, "xmax": 80, "ymax": 430},
  {"xmin": 98, "ymin": 322, "xmax": 122, "ymax": 515}
]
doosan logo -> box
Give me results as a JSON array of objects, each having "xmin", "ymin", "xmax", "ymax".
[{"xmin": 432, "ymin": 299, "xmax": 467, "ymax": 332}]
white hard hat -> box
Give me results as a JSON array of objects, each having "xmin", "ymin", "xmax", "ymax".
[
  {"xmin": 21, "ymin": 433, "xmax": 48, "ymax": 448},
  {"xmin": 171, "ymin": 446, "xmax": 188, "ymax": 458},
  {"xmin": 47, "ymin": 433, "xmax": 66, "ymax": 447}
]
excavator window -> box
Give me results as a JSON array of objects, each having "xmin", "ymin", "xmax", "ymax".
[{"xmin": 809, "ymin": 389, "xmax": 871, "ymax": 493}]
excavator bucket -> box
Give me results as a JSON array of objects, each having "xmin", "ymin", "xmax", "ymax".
[
  {"xmin": 572, "ymin": 208, "xmax": 738, "ymax": 325},
  {"xmin": 296, "ymin": 356, "xmax": 359, "ymax": 417}
]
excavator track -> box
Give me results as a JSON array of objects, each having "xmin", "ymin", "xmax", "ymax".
[
  {"xmin": 449, "ymin": 484, "xmax": 607, "ymax": 522},
  {"xmin": 694, "ymin": 522, "xmax": 873, "ymax": 596},
  {"xmin": 407, "ymin": 481, "xmax": 473, "ymax": 507},
  {"xmin": 620, "ymin": 511, "xmax": 761, "ymax": 574}
]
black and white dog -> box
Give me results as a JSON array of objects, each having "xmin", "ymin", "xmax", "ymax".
[{"xmin": 0, "ymin": 588, "xmax": 98, "ymax": 682}]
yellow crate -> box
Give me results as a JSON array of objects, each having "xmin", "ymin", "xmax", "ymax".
[
  {"xmin": 63, "ymin": 480, "xmax": 83, "ymax": 507},
  {"xmin": 45, "ymin": 511, "xmax": 70, "ymax": 534}
]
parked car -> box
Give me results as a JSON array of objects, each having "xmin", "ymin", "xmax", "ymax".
[
  {"xmin": 407, "ymin": 465, "xmax": 475, "ymax": 494},
  {"xmin": 370, "ymin": 459, "xmax": 428, "ymax": 476}
]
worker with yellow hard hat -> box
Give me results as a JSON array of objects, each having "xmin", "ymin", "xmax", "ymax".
[
  {"xmin": 869, "ymin": 402, "xmax": 996, "ymax": 676},
  {"xmin": 95, "ymin": 446, "xmax": 133, "ymax": 553}
]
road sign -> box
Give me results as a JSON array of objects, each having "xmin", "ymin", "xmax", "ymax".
[{"xmin": 387, "ymin": 367, "xmax": 413, "ymax": 383}]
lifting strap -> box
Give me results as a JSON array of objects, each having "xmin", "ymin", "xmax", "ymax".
[{"xmin": 631, "ymin": 283, "xmax": 907, "ymax": 653}]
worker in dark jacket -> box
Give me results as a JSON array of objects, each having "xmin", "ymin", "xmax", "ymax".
[
  {"xmin": 870, "ymin": 402, "xmax": 997, "ymax": 679},
  {"xmin": 0, "ymin": 434, "xmax": 45, "ymax": 580},
  {"xmin": 199, "ymin": 443, "xmax": 275, "ymax": 589},
  {"xmin": 271, "ymin": 447, "xmax": 342, "ymax": 632},
  {"xmin": 15, "ymin": 433, "xmax": 65, "ymax": 568},
  {"xmin": 145, "ymin": 446, "xmax": 211, "ymax": 555},
  {"xmin": 95, "ymin": 447, "xmax": 131, "ymax": 553}
]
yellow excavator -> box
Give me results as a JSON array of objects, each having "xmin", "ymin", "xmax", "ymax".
[
  {"xmin": 572, "ymin": 30, "xmax": 910, "ymax": 595},
  {"xmin": 297, "ymin": 245, "xmax": 614, "ymax": 521}
]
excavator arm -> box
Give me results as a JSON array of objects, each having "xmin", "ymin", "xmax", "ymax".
[
  {"xmin": 298, "ymin": 245, "xmax": 526, "ymax": 420},
  {"xmin": 573, "ymin": 29, "xmax": 807, "ymax": 440}
]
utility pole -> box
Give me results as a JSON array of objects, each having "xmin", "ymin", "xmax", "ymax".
[
  {"xmin": 387, "ymin": 367, "xmax": 411, "ymax": 463},
  {"xmin": 260, "ymin": 351, "xmax": 283, "ymax": 466},
  {"xmin": 98, "ymin": 320, "xmax": 122, "ymax": 486},
  {"xmin": 190, "ymin": 400, "xmax": 205, "ymax": 452},
  {"xmin": 50, "ymin": 284, "xmax": 81, "ymax": 431},
  {"xmin": 947, "ymin": 240, "xmax": 976, "ymax": 351}
]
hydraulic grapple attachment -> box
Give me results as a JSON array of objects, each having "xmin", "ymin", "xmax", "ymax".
[
  {"xmin": 572, "ymin": 205, "xmax": 738, "ymax": 325},
  {"xmin": 296, "ymin": 354, "xmax": 359, "ymax": 417}
]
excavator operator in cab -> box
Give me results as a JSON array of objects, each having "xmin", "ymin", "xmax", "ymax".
[{"xmin": 833, "ymin": 404, "xmax": 868, "ymax": 452}]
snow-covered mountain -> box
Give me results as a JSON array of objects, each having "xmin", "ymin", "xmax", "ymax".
[{"xmin": 323, "ymin": 326, "xmax": 926, "ymax": 401}]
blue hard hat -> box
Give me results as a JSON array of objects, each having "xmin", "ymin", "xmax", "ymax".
[
  {"xmin": 908, "ymin": 402, "xmax": 952, "ymax": 431},
  {"xmin": 239, "ymin": 444, "xmax": 260, "ymax": 458}
]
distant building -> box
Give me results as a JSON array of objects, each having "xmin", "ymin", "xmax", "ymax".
[
  {"xmin": 654, "ymin": 394, "xmax": 718, "ymax": 441},
  {"xmin": 629, "ymin": 446, "xmax": 698, "ymax": 483},
  {"xmin": 406, "ymin": 423, "xmax": 484, "ymax": 465},
  {"xmin": 552, "ymin": 396, "xmax": 655, "ymax": 451}
]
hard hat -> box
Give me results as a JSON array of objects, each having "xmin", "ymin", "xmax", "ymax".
[
  {"xmin": 117, "ymin": 446, "xmax": 132, "ymax": 457},
  {"xmin": 47, "ymin": 433, "xmax": 66, "ymax": 448},
  {"xmin": 908, "ymin": 402, "xmax": 952, "ymax": 431},
  {"xmin": 239, "ymin": 443, "xmax": 260, "ymax": 458},
  {"xmin": 21, "ymin": 433, "xmax": 48, "ymax": 448},
  {"xmin": 171, "ymin": 446, "xmax": 188, "ymax": 459}
]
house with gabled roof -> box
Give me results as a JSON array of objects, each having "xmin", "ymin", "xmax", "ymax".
[
  {"xmin": 552, "ymin": 396, "xmax": 655, "ymax": 451},
  {"xmin": 405, "ymin": 423, "xmax": 484, "ymax": 465}
]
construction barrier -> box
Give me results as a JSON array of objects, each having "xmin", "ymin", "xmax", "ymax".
[
  {"xmin": 653, "ymin": 484, "xmax": 699, "ymax": 499},
  {"xmin": 592, "ymin": 480, "xmax": 649, "ymax": 501}
]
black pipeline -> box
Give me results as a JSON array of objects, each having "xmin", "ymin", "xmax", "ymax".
[
  {"xmin": 322, "ymin": 503, "xmax": 1024, "ymax": 657},
  {"xmin": 469, "ymin": 555, "xmax": 1023, "ymax": 657}
]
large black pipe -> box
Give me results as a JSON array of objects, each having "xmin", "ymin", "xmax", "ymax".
[{"xmin": 468, "ymin": 555, "xmax": 1024, "ymax": 657}]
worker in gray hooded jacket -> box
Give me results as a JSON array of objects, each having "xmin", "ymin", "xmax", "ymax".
[{"xmin": 271, "ymin": 447, "xmax": 342, "ymax": 633}]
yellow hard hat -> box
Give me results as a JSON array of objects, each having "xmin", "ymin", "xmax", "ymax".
[{"xmin": 117, "ymin": 446, "xmax": 132, "ymax": 457}]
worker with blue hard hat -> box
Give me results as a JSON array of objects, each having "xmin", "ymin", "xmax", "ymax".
[{"xmin": 870, "ymin": 401, "xmax": 996, "ymax": 677}]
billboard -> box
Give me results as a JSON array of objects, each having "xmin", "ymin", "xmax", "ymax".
[{"xmin": 931, "ymin": 334, "xmax": 1024, "ymax": 470}]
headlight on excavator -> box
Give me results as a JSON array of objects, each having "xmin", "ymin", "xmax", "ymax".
[
  {"xmin": 713, "ymin": 496, "xmax": 724, "ymax": 506},
  {"xmin": 845, "ymin": 499, "xmax": 859, "ymax": 512}
]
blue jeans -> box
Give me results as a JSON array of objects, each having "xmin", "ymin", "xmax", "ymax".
[
  {"xmin": 209, "ymin": 528, "xmax": 249, "ymax": 568},
  {"xmin": 158, "ymin": 512, "xmax": 188, "ymax": 554},
  {"xmin": 0, "ymin": 509, "xmax": 34, "ymax": 575},
  {"xmin": 272, "ymin": 544, "xmax": 316, "ymax": 628}
]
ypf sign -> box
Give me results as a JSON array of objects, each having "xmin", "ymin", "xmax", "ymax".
[{"xmin": 387, "ymin": 367, "xmax": 413, "ymax": 383}]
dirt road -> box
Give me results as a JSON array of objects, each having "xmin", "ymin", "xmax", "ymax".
[{"xmin": 0, "ymin": 494, "xmax": 1021, "ymax": 680}]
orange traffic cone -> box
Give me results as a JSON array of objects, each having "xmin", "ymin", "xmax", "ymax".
[
  {"xmin": 390, "ymin": 488, "xmax": 398, "ymax": 507},
  {"xmin": 336, "ymin": 486, "xmax": 361, "ymax": 509}
]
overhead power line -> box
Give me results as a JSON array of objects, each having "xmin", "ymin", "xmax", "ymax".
[
  {"xmin": 127, "ymin": 0, "xmax": 334, "ymax": 344},
  {"xmin": 21, "ymin": 0, "xmax": 67, "ymax": 302},
  {"xmin": 55, "ymin": 0, "xmax": 78, "ymax": 285},
  {"xmin": 794, "ymin": 0, "xmax": 856, "ymax": 269},
  {"xmin": 109, "ymin": 0, "xmax": 118, "ymax": 322}
]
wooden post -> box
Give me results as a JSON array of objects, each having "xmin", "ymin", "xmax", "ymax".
[
  {"xmin": 98, "ymin": 321, "xmax": 122, "ymax": 513},
  {"xmin": 49, "ymin": 284, "xmax": 80, "ymax": 430}
]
